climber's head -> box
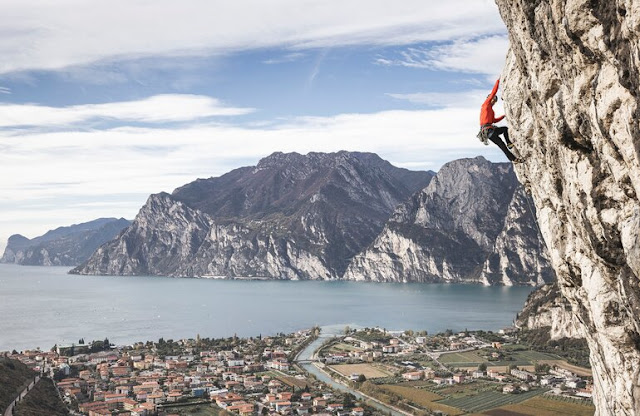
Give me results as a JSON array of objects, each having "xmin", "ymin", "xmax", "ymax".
[{"xmin": 491, "ymin": 95, "xmax": 498, "ymax": 105}]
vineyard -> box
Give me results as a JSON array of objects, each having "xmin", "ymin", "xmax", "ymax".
[
  {"xmin": 486, "ymin": 395, "xmax": 595, "ymax": 416},
  {"xmin": 437, "ymin": 388, "xmax": 548, "ymax": 413}
]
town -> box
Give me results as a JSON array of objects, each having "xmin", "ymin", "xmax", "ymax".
[{"xmin": 2, "ymin": 327, "xmax": 595, "ymax": 416}]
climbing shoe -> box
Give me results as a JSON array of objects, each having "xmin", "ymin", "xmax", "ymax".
[
  {"xmin": 507, "ymin": 143, "xmax": 514, "ymax": 149},
  {"xmin": 513, "ymin": 158, "xmax": 524, "ymax": 164}
]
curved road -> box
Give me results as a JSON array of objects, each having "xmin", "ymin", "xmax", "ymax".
[{"xmin": 3, "ymin": 376, "xmax": 40, "ymax": 416}]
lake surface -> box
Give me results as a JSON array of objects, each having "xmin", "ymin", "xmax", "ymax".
[{"xmin": 0, "ymin": 264, "xmax": 534, "ymax": 352}]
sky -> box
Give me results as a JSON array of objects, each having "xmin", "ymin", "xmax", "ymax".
[{"xmin": 0, "ymin": 0, "xmax": 511, "ymax": 250}]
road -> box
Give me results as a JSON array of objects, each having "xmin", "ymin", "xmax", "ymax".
[{"xmin": 3, "ymin": 376, "xmax": 40, "ymax": 416}]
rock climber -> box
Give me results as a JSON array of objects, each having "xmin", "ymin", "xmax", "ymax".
[{"xmin": 478, "ymin": 79, "xmax": 522, "ymax": 163}]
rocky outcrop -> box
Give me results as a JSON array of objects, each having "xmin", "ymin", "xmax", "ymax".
[
  {"xmin": 497, "ymin": 0, "xmax": 640, "ymax": 413},
  {"xmin": 516, "ymin": 283, "xmax": 585, "ymax": 339},
  {"xmin": 73, "ymin": 152, "xmax": 434, "ymax": 278},
  {"xmin": 479, "ymin": 188, "xmax": 555, "ymax": 285},
  {"xmin": 343, "ymin": 157, "xmax": 555, "ymax": 285},
  {"xmin": 1, "ymin": 218, "xmax": 130, "ymax": 267}
]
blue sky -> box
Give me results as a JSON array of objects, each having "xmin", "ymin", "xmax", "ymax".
[{"xmin": 0, "ymin": 0, "xmax": 510, "ymax": 249}]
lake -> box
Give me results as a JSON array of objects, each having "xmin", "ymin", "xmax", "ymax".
[{"xmin": 0, "ymin": 264, "xmax": 534, "ymax": 351}]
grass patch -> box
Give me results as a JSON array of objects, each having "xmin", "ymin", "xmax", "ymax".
[
  {"xmin": 162, "ymin": 403, "xmax": 222, "ymax": 416},
  {"xmin": 330, "ymin": 363, "xmax": 393, "ymax": 379},
  {"xmin": 278, "ymin": 376, "xmax": 309, "ymax": 389},
  {"xmin": 0, "ymin": 358, "xmax": 37, "ymax": 411},
  {"xmin": 15, "ymin": 378, "xmax": 68, "ymax": 416},
  {"xmin": 328, "ymin": 343, "xmax": 361, "ymax": 353},
  {"xmin": 439, "ymin": 351, "xmax": 487, "ymax": 364},
  {"xmin": 257, "ymin": 371, "xmax": 309, "ymax": 389}
]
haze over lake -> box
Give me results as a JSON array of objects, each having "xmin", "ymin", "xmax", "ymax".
[{"xmin": 0, "ymin": 264, "xmax": 534, "ymax": 351}]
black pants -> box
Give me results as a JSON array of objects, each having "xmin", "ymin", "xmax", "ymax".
[{"xmin": 487, "ymin": 126, "xmax": 516, "ymax": 161}]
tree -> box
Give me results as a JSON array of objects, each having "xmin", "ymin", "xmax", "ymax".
[
  {"xmin": 478, "ymin": 363, "xmax": 487, "ymax": 372},
  {"xmin": 357, "ymin": 374, "xmax": 367, "ymax": 383},
  {"xmin": 343, "ymin": 393, "xmax": 356, "ymax": 408},
  {"xmin": 344, "ymin": 326, "xmax": 351, "ymax": 335}
]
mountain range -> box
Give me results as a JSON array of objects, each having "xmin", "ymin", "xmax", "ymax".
[
  {"xmin": 69, "ymin": 152, "xmax": 554, "ymax": 285},
  {"xmin": 1, "ymin": 218, "xmax": 131, "ymax": 267}
]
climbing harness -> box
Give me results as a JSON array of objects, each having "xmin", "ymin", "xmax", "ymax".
[{"xmin": 477, "ymin": 124, "xmax": 494, "ymax": 145}]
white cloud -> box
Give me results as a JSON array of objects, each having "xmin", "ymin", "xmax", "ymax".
[
  {"xmin": 0, "ymin": 0, "xmax": 505, "ymax": 74},
  {"xmin": 0, "ymin": 86, "xmax": 10, "ymax": 94},
  {"xmin": 263, "ymin": 53, "xmax": 306, "ymax": 65},
  {"xmin": 0, "ymin": 95, "xmax": 255, "ymax": 127},
  {"xmin": 0, "ymin": 103, "xmax": 513, "ymax": 250},
  {"xmin": 376, "ymin": 35, "xmax": 509, "ymax": 76},
  {"xmin": 387, "ymin": 90, "xmax": 487, "ymax": 108}
]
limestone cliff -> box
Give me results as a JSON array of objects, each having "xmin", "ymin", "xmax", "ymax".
[
  {"xmin": 1, "ymin": 218, "xmax": 130, "ymax": 267},
  {"xmin": 343, "ymin": 157, "xmax": 554, "ymax": 285},
  {"xmin": 516, "ymin": 283, "xmax": 586, "ymax": 339},
  {"xmin": 73, "ymin": 152, "xmax": 433, "ymax": 278},
  {"xmin": 497, "ymin": 0, "xmax": 640, "ymax": 413}
]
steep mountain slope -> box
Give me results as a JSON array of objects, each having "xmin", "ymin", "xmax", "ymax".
[
  {"xmin": 343, "ymin": 157, "xmax": 554, "ymax": 285},
  {"xmin": 497, "ymin": 0, "xmax": 640, "ymax": 413},
  {"xmin": 516, "ymin": 283, "xmax": 585, "ymax": 339},
  {"xmin": 73, "ymin": 151, "xmax": 434, "ymax": 278},
  {"xmin": 1, "ymin": 218, "xmax": 131, "ymax": 267}
]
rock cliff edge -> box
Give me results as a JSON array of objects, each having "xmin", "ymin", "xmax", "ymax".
[{"xmin": 497, "ymin": 1, "xmax": 640, "ymax": 414}]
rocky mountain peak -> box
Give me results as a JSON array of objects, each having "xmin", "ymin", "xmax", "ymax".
[
  {"xmin": 75, "ymin": 151, "xmax": 433, "ymax": 278},
  {"xmin": 343, "ymin": 157, "xmax": 553, "ymax": 285}
]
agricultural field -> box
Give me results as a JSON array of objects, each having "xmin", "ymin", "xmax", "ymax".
[
  {"xmin": 330, "ymin": 363, "xmax": 393, "ymax": 379},
  {"xmin": 484, "ymin": 395, "xmax": 595, "ymax": 416},
  {"xmin": 509, "ymin": 350, "xmax": 560, "ymax": 361},
  {"xmin": 278, "ymin": 375, "xmax": 310, "ymax": 389},
  {"xmin": 439, "ymin": 350, "xmax": 488, "ymax": 366},
  {"xmin": 379, "ymin": 385, "xmax": 464, "ymax": 416},
  {"xmin": 161, "ymin": 404, "xmax": 220, "ymax": 416},
  {"xmin": 258, "ymin": 371, "xmax": 309, "ymax": 388},
  {"xmin": 438, "ymin": 388, "xmax": 548, "ymax": 413},
  {"xmin": 456, "ymin": 365, "xmax": 536, "ymax": 373},
  {"xmin": 431, "ymin": 381, "xmax": 498, "ymax": 398},
  {"xmin": 439, "ymin": 349, "xmax": 563, "ymax": 370},
  {"xmin": 537, "ymin": 360, "xmax": 592, "ymax": 377},
  {"xmin": 327, "ymin": 342, "xmax": 362, "ymax": 353}
]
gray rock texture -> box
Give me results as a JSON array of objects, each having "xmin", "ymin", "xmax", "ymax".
[
  {"xmin": 72, "ymin": 151, "xmax": 433, "ymax": 278},
  {"xmin": 1, "ymin": 218, "xmax": 130, "ymax": 267},
  {"xmin": 516, "ymin": 283, "xmax": 586, "ymax": 339},
  {"xmin": 343, "ymin": 157, "xmax": 555, "ymax": 285},
  {"xmin": 497, "ymin": 0, "xmax": 640, "ymax": 413}
]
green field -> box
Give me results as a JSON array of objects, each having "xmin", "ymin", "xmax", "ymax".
[
  {"xmin": 430, "ymin": 381, "xmax": 498, "ymax": 398},
  {"xmin": 328, "ymin": 342, "xmax": 361, "ymax": 353},
  {"xmin": 439, "ymin": 349, "xmax": 561, "ymax": 368},
  {"xmin": 438, "ymin": 388, "xmax": 548, "ymax": 413}
]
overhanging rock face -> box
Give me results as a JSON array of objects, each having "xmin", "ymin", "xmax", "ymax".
[{"xmin": 496, "ymin": 1, "xmax": 640, "ymax": 414}]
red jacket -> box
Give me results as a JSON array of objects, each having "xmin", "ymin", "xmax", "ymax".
[{"xmin": 480, "ymin": 79, "xmax": 505, "ymax": 126}]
